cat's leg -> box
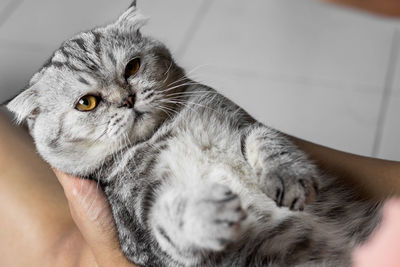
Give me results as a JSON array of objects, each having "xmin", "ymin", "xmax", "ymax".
[
  {"xmin": 148, "ymin": 181, "xmax": 246, "ymax": 265},
  {"xmin": 241, "ymin": 125, "xmax": 320, "ymax": 211}
]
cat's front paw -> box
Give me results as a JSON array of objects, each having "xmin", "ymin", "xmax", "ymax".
[
  {"xmin": 261, "ymin": 165, "xmax": 319, "ymax": 211},
  {"xmin": 184, "ymin": 184, "xmax": 246, "ymax": 251}
]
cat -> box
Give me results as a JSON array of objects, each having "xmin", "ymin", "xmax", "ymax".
[{"xmin": 6, "ymin": 2, "xmax": 381, "ymax": 266}]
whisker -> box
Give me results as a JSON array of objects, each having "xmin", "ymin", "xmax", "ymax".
[
  {"xmin": 157, "ymin": 81, "xmax": 199, "ymax": 93},
  {"xmin": 164, "ymin": 90, "xmax": 218, "ymax": 99},
  {"xmin": 159, "ymin": 97, "xmax": 223, "ymax": 116},
  {"xmin": 167, "ymin": 64, "xmax": 210, "ymax": 87}
]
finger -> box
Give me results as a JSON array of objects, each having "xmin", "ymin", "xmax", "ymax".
[{"xmin": 53, "ymin": 169, "xmax": 138, "ymax": 267}]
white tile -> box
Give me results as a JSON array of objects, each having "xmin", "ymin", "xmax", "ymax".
[
  {"xmin": 176, "ymin": 0, "xmax": 395, "ymax": 156},
  {"xmin": 378, "ymin": 95, "xmax": 400, "ymax": 161},
  {"xmin": 0, "ymin": 0, "xmax": 205, "ymax": 57},
  {"xmin": 139, "ymin": 0, "xmax": 206, "ymax": 56},
  {"xmin": 191, "ymin": 67, "xmax": 381, "ymax": 157},
  {"xmin": 0, "ymin": 0, "xmax": 13, "ymax": 13},
  {"xmin": 0, "ymin": 44, "xmax": 50, "ymax": 102},
  {"xmin": 0, "ymin": 0, "xmax": 23, "ymax": 28},
  {"xmin": 0, "ymin": 0, "xmax": 131, "ymax": 50},
  {"xmin": 182, "ymin": 0, "xmax": 393, "ymax": 92}
]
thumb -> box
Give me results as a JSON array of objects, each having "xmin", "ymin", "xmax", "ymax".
[{"xmin": 53, "ymin": 169, "xmax": 138, "ymax": 267}]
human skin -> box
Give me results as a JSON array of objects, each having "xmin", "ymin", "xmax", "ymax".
[
  {"xmin": 292, "ymin": 137, "xmax": 400, "ymax": 200},
  {"xmin": 0, "ymin": 112, "xmax": 136, "ymax": 267},
  {"xmin": 320, "ymin": 0, "xmax": 400, "ymax": 17},
  {"xmin": 353, "ymin": 198, "xmax": 400, "ymax": 267}
]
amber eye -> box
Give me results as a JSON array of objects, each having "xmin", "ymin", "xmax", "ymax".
[
  {"xmin": 124, "ymin": 57, "xmax": 141, "ymax": 80},
  {"xmin": 75, "ymin": 95, "xmax": 99, "ymax": 111}
]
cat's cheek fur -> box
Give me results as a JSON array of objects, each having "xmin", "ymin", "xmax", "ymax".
[{"xmin": 31, "ymin": 113, "xmax": 113, "ymax": 175}]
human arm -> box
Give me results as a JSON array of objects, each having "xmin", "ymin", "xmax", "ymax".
[
  {"xmin": 320, "ymin": 0, "xmax": 400, "ymax": 17},
  {"xmin": 291, "ymin": 137, "xmax": 400, "ymax": 200}
]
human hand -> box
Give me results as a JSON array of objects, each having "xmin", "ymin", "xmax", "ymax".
[
  {"xmin": 54, "ymin": 170, "xmax": 138, "ymax": 267},
  {"xmin": 353, "ymin": 198, "xmax": 400, "ymax": 267}
]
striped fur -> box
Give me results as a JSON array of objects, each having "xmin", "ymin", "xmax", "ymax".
[{"xmin": 7, "ymin": 5, "xmax": 381, "ymax": 267}]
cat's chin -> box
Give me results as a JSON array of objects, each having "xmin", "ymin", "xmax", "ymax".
[{"xmin": 127, "ymin": 112, "xmax": 164, "ymax": 143}]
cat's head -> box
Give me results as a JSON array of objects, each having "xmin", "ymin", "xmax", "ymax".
[{"xmin": 6, "ymin": 4, "xmax": 186, "ymax": 176}]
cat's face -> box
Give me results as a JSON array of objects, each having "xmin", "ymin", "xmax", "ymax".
[{"xmin": 7, "ymin": 6, "xmax": 185, "ymax": 175}]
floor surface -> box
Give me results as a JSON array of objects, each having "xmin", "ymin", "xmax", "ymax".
[{"xmin": 0, "ymin": 0, "xmax": 399, "ymax": 160}]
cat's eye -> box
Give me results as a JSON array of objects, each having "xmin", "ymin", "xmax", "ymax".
[
  {"xmin": 124, "ymin": 57, "xmax": 141, "ymax": 80},
  {"xmin": 75, "ymin": 95, "xmax": 99, "ymax": 112}
]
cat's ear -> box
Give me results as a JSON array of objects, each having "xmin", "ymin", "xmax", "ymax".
[
  {"xmin": 6, "ymin": 86, "xmax": 39, "ymax": 124},
  {"xmin": 115, "ymin": 3, "xmax": 147, "ymax": 34},
  {"xmin": 129, "ymin": 0, "xmax": 137, "ymax": 8}
]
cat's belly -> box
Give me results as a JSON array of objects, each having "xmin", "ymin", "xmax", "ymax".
[{"xmin": 156, "ymin": 129, "xmax": 294, "ymax": 226}]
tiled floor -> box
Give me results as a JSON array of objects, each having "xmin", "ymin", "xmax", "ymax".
[{"xmin": 0, "ymin": 0, "xmax": 399, "ymax": 160}]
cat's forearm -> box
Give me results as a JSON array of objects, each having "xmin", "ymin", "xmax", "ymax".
[
  {"xmin": 148, "ymin": 179, "xmax": 246, "ymax": 265},
  {"xmin": 149, "ymin": 182, "xmax": 190, "ymax": 255},
  {"xmin": 241, "ymin": 124, "xmax": 319, "ymax": 209}
]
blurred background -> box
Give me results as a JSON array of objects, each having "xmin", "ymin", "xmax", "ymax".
[{"xmin": 0, "ymin": 0, "xmax": 399, "ymax": 160}]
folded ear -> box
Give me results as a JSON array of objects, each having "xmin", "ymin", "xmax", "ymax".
[
  {"xmin": 6, "ymin": 86, "xmax": 39, "ymax": 124},
  {"xmin": 115, "ymin": 3, "xmax": 147, "ymax": 34}
]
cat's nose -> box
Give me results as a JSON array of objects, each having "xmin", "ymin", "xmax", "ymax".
[{"xmin": 121, "ymin": 94, "xmax": 135, "ymax": 109}]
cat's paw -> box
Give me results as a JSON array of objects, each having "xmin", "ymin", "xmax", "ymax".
[
  {"xmin": 262, "ymin": 166, "xmax": 319, "ymax": 211},
  {"xmin": 183, "ymin": 184, "xmax": 246, "ymax": 251}
]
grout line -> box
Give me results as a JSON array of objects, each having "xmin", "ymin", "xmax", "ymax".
[
  {"xmin": 175, "ymin": 0, "xmax": 214, "ymax": 59},
  {"xmin": 371, "ymin": 29, "xmax": 399, "ymax": 158},
  {"xmin": 0, "ymin": 0, "xmax": 24, "ymax": 28}
]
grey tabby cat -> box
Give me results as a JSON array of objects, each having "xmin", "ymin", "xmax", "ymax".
[{"xmin": 6, "ymin": 2, "xmax": 381, "ymax": 266}]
